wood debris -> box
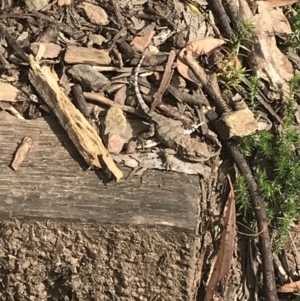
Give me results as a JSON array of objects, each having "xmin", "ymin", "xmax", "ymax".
[
  {"xmin": 28, "ymin": 54, "xmax": 123, "ymax": 181},
  {"xmin": 204, "ymin": 176, "xmax": 236, "ymax": 301},
  {"xmin": 64, "ymin": 46, "xmax": 111, "ymax": 65},
  {"xmin": 11, "ymin": 136, "xmax": 33, "ymax": 171},
  {"xmin": 0, "ymin": 82, "xmax": 23, "ymax": 102}
]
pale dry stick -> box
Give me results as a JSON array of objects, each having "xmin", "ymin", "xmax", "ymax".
[
  {"xmin": 83, "ymin": 92, "xmax": 149, "ymax": 120},
  {"xmin": 93, "ymin": 66, "xmax": 130, "ymax": 72},
  {"xmin": 11, "ymin": 136, "xmax": 33, "ymax": 171},
  {"xmin": 40, "ymin": 0, "xmax": 58, "ymax": 11},
  {"xmin": 93, "ymin": 66, "xmax": 165, "ymax": 73},
  {"xmin": 134, "ymin": 49, "xmax": 150, "ymax": 113},
  {"xmin": 272, "ymin": 253, "xmax": 288, "ymax": 282},
  {"xmin": 150, "ymin": 49, "xmax": 176, "ymax": 112},
  {"xmin": 111, "ymin": 47, "xmax": 124, "ymax": 69},
  {"xmin": 4, "ymin": 104, "xmax": 25, "ymax": 120}
]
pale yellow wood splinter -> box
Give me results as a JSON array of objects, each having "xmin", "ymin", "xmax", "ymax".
[{"xmin": 28, "ymin": 54, "xmax": 123, "ymax": 181}]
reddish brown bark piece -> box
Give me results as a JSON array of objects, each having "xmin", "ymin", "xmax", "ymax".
[
  {"xmin": 130, "ymin": 27, "xmax": 155, "ymax": 52},
  {"xmin": 64, "ymin": 46, "xmax": 111, "ymax": 65},
  {"xmin": 30, "ymin": 42, "xmax": 61, "ymax": 59}
]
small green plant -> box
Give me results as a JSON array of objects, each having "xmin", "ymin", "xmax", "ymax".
[
  {"xmin": 247, "ymin": 75, "xmax": 260, "ymax": 112},
  {"xmin": 236, "ymin": 75, "xmax": 300, "ymax": 252},
  {"xmin": 288, "ymin": 2, "xmax": 300, "ymax": 51},
  {"xmin": 291, "ymin": 293, "xmax": 300, "ymax": 301},
  {"xmin": 236, "ymin": 175, "xmax": 251, "ymax": 217},
  {"xmin": 220, "ymin": 65, "xmax": 248, "ymax": 90},
  {"xmin": 238, "ymin": 129, "xmax": 274, "ymax": 158},
  {"xmin": 229, "ymin": 19, "xmax": 256, "ymax": 56},
  {"xmin": 219, "ymin": 19, "xmax": 255, "ymax": 89}
]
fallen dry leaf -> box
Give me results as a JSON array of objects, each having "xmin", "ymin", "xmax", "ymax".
[
  {"xmin": 253, "ymin": 1, "xmax": 293, "ymax": 85},
  {"xmin": 262, "ymin": 0, "xmax": 299, "ymax": 7},
  {"xmin": 185, "ymin": 37, "xmax": 225, "ymax": 57},
  {"xmin": 257, "ymin": 1, "xmax": 292, "ymax": 34},
  {"xmin": 277, "ymin": 280, "xmax": 300, "ymax": 293},
  {"xmin": 204, "ymin": 176, "xmax": 236, "ymax": 301},
  {"xmin": 177, "ymin": 38, "xmax": 225, "ymax": 84}
]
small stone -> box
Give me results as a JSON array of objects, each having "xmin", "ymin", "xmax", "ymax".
[
  {"xmin": 89, "ymin": 34, "xmax": 107, "ymax": 46},
  {"xmin": 215, "ymin": 108, "xmax": 258, "ymax": 139},
  {"xmin": 68, "ymin": 64, "xmax": 109, "ymax": 91},
  {"xmin": 102, "ymin": 107, "xmax": 127, "ymax": 154},
  {"xmin": 17, "ymin": 32, "xmax": 29, "ymax": 45},
  {"xmin": 103, "ymin": 107, "xmax": 127, "ymax": 136},
  {"xmin": 25, "ymin": 0, "xmax": 48, "ymax": 11},
  {"xmin": 81, "ymin": 2, "xmax": 109, "ymax": 25},
  {"xmin": 106, "ymin": 133, "xmax": 126, "ymax": 154}
]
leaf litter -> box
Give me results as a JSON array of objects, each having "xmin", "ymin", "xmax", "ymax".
[{"xmin": 1, "ymin": 0, "xmax": 300, "ymax": 300}]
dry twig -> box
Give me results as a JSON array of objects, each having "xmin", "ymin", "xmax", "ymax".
[
  {"xmin": 11, "ymin": 136, "xmax": 33, "ymax": 171},
  {"xmin": 150, "ymin": 50, "xmax": 176, "ymax": 111}
]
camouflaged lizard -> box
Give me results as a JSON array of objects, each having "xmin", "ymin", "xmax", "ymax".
[{"xmin": 134, "ymin": 49, "xmax": 217, "ymax": 162}]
